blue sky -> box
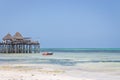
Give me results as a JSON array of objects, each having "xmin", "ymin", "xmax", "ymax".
[{"xmin": 0, "ymin": 0, "xmax": 120, "ymax": 48}]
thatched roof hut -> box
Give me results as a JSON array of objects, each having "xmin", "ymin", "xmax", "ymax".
[
  {"xmin": 3, "ymin": 33, "xmax": 13, "ymax": 41},
  {"xmin": 13, "ymin": 32, "xmax": 24, "ymax": 40}
]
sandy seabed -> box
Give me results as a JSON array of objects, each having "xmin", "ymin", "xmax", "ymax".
[{"xmin": 0, "ymin": 64, "xmax": 119, "ymax": 80}]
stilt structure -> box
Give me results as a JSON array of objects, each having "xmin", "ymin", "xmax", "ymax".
[{"xmin": 0, "ymin": 32, "xmax": 40, "ymax": 53}]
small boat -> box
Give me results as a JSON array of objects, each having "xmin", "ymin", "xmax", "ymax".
[{"xmin": 42, "ymin": 52, "xmax": 53, "ymax": 55}]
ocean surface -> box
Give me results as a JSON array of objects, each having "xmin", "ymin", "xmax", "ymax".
[{"xmin": 0, "ymin": 48, "xmax": 120, "ymax": 73}]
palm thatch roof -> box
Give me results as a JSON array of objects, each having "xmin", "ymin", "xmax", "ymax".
[
  {"xmin": 3, "ymin": 33, "xmax": 13, "ymax": 41},
  {"xmin": 13, "ymin": 32, "xmax": 24, "ymax": 40}
]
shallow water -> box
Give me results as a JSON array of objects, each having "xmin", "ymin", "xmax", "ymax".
[{"xmin": 0, "ymin": 52, "xmax": 120, "ymax": 72}]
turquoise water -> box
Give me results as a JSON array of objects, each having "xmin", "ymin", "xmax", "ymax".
[
  {"xmin": 40, "ymin": 48, "xmax": 120, "ymax": 52},
  {"xmin": 0, "ymin": 48, "xmax": 120, "ymax": 72}
]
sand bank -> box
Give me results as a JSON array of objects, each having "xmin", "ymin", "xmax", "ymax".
[
  {"xmin": 0, "ymin": 64, "xmax": 92, "ymax": 80},
  {"xmin": 0, "ymin": 64, "xmax": 119, "ymax": 80}
]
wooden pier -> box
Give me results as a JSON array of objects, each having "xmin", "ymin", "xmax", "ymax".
[{"xmin": 0, "ymin": 32, "xmax": 40, "ymax": 53}]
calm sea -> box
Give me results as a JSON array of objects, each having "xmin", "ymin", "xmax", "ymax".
[{"xmin": 0, "ymin": 48, "xmax": 120, "ymax": 72}]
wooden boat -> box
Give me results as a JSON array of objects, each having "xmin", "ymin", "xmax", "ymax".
[{"xmin": 42, "ymin": 52, "xmax": 53, "ymax": 55}]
